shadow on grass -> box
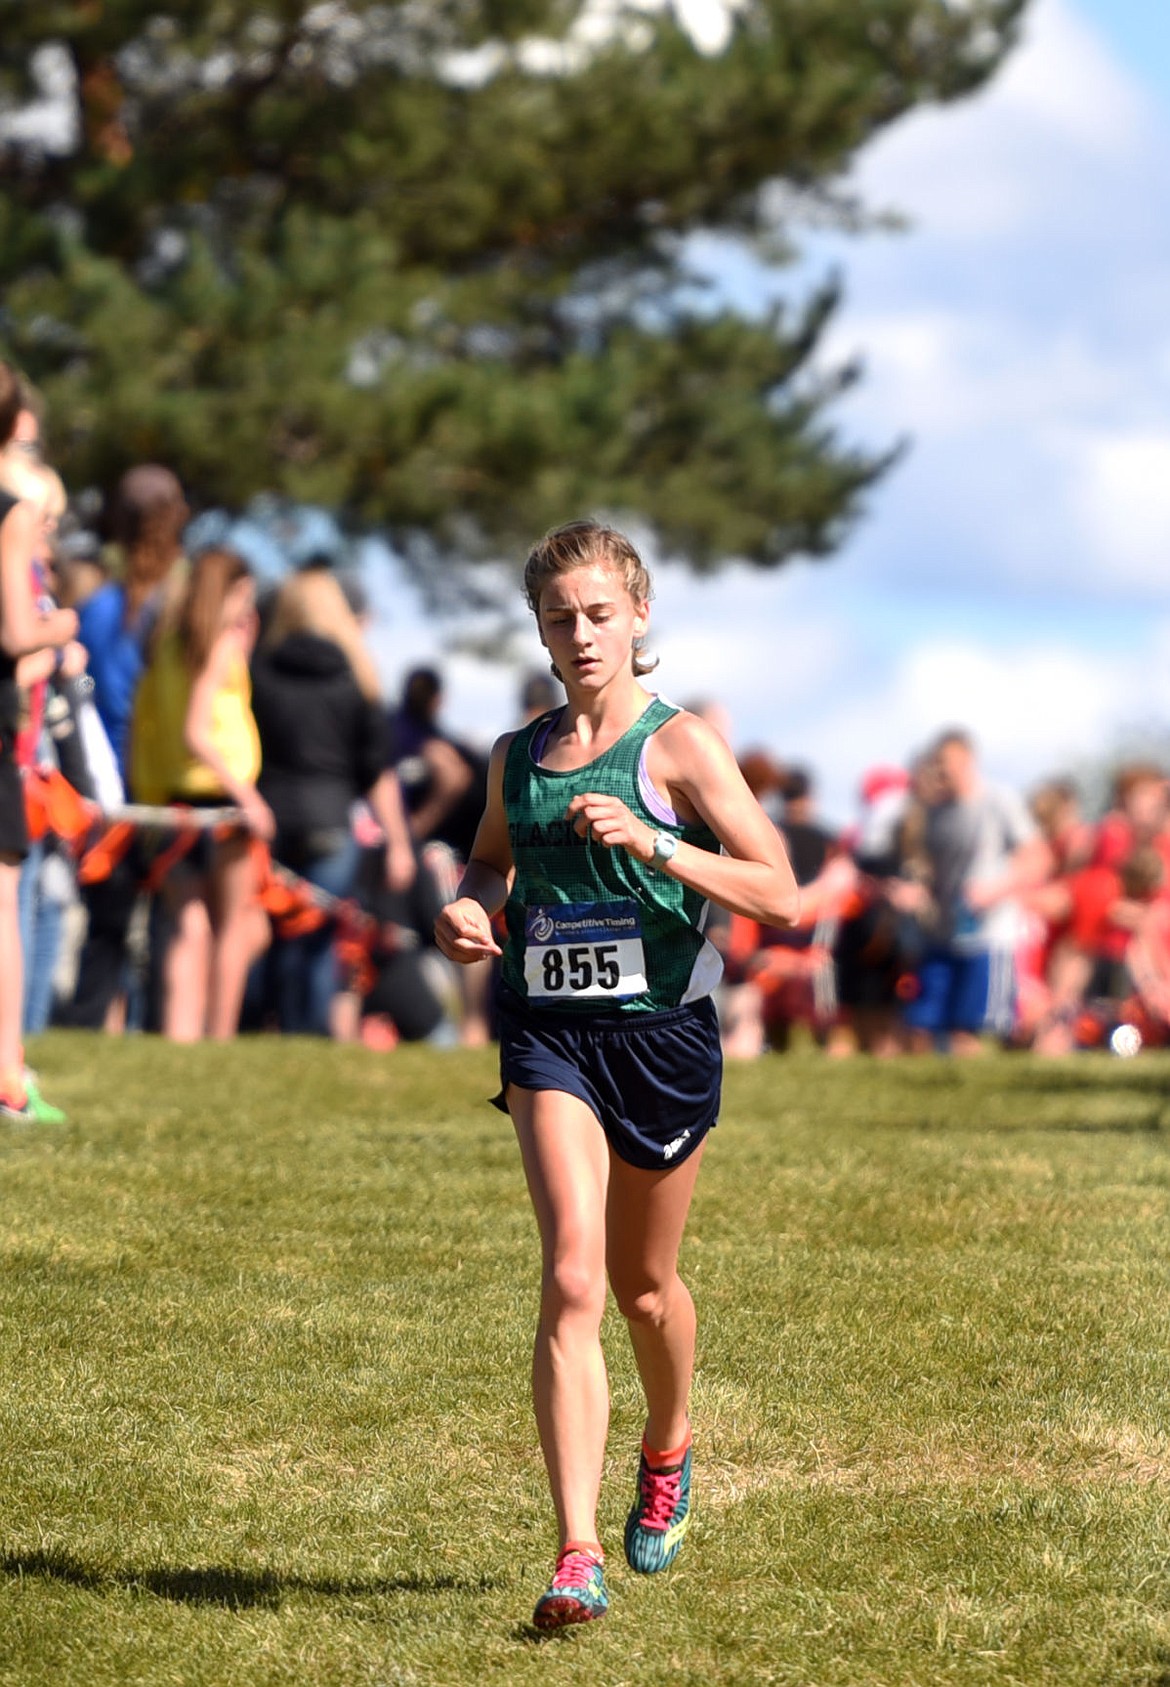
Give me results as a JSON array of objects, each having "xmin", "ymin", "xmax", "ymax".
[
  {"xmin": 1035, "ymin": 1117, "xmax": 1166, "ymax": 1134},
  {"xmin": 981, "ymin": 1115, "xmax": 1164, "ymax": 1136},
  {"xmin": 1, "ymin": 1549, "xmax": 495, "ymax": 1609},
  {"xmin": 866, "ymin": 1112, "xmax": 1165, "ymax": 1137},
  {"xmin": 988, "ymin": 1066, "xmax": 1170, "ymax": 1097},
  {"xmin": 510, "ymin": 1621, "xmax": 583, "ymax": 1645}
]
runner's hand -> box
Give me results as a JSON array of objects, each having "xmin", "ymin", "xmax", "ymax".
[
  {"xmin": 435, "ymin": 897, "xmax": 502, "ymax": 964},
  {"xmin": 566, "ymin": 792, "xmax": 655, "ymax": 861}
]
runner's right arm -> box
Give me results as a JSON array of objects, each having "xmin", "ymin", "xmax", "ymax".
[{"xmin": 434, "ymin": 733, "xmax": 515, "ymax": 963}]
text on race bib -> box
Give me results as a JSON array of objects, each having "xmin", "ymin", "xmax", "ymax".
[{"xmin": 523, "ymin": 901, "xmax": 647, "ymax": 1001}]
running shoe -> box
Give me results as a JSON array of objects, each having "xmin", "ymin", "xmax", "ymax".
[
  {"xmin": 22, "ymin": 1073, "xmax": 67, "ymax": 1124},
  {"xmin": 1, "ymin": 1071, "xmax": 68, "ymax": 1125},
  {"xmin": 532, "ymin": 1544, "xmax": 608, "ymax": 1630},
  {"xmin": 624, "ymin": 1434, "xmax": 693, "ymax": 1574},
  {"xmin": 0, "ymin": 1091, "xmax": 31, "ymax": 1122}
]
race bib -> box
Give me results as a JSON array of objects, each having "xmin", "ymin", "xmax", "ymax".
[{"xmin": 523, "ymin": 900, "xmax": 647, "ymax": 1001}]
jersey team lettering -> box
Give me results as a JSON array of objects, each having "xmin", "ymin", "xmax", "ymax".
[{"xmin": 523, "ymin": 901, "xmax": 648, "ymax": 1001}]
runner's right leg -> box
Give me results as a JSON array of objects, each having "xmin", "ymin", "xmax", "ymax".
[{"xmin": 508, "ymin": 1085, "xmax": 610, "ymax": 1556}]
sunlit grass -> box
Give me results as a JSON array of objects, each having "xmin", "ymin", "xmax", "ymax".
[{"xmin": 0, "ymin": 1035, "xmax": 1167, "ymax": 1686}]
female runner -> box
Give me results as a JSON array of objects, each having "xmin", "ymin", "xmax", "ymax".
[{"xmin": 435, "ymin": 520, "xmax": 799, "ymax": 1629}]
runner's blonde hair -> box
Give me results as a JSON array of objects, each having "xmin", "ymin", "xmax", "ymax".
[{"xmin": 523, "ymin": 519, "xmax": 657, "ymax": 677}]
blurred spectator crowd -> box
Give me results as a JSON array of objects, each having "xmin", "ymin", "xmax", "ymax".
[
  {"xmin": 4, "ymin": 377, "xmax": 1167, "ymax": 1063},
  {"xmin": 714, "ymin": 733, "xmax": 1170, "ymax": 1061},
  {"xmin": 2, "ymin": 381, "xmax": 517, "ymax": 1059}
]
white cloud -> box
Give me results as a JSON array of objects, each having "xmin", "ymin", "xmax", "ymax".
[
  {"xmin": 854, "ymin": 0, "xmax": 1160, "ymax": 243},
  {"xmin": 649, "ymin": 565, "xmax": 854, "ymax": 724},
  {"xmin": 803, "ymin": 0, "xmax": 1170, "ymax": 604},
  {"xmin": 819, "ymin": 300, "xmax": 1170, "ymax": 597},
  {"xmin": 992, "ymin": 0, "xmax": 1148, "ymax": 155},
  {"xmin": 838, "ymin": 310, "xmax": 1140, "ymax": 443},
  {"xmin": 1064, "ymin": 429, "xmax": 1170, "ymax": 588}
]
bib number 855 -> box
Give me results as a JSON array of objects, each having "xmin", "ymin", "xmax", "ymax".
[{"xmin": 541, "ymin": 943, "xmax": 621, "ymax": 994}]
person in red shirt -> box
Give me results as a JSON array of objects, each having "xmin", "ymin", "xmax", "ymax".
[
  {"xmin": 1123, "ymin": 851, "xmax": 1170, "ymax": 1045},
  {"xmin": 1033, "ymin": 844, "xmax": 1168, "ymax": 1054},
  {"xmin": 1014, "ymin": 778, "xmax": 1095, "ymax": 1046},
  {"xmin": 1093, "ymin": 763, "xmax": 1170, "ymax": 877},
  {"xmin": 1030, "ymin": 777, "xmax": 1096, "ymax": 875}
]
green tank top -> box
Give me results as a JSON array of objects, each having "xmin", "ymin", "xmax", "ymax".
[{"xmin": 501, "ymin": 697, "xmax": 724, "ymax": 1014}]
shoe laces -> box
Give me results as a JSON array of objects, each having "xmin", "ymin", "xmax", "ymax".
[
  {"xmin": 551, "ymin": 1548, "xmax": 601, "ymax": 1591},
  {"xmin": 638, "ymin": 1461, "xmax": 682, "ymax": 1531}
]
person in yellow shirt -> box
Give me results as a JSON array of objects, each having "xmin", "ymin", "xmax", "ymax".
[{"xmin": 134, "ymin": 547, "xmax": 273, "ymax": 1040}]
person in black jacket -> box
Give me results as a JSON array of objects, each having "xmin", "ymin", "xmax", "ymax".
[
  {"xmin": 390, "ymin": 664, "xmax": 492, "ymax": 1043},
  {"xmin": 251, "ymin": 568, "xmax": 414, "ymax": 1035},
  {"xmin": 390, "ymin": 665, "xmax": 489, "ymax": 862}
]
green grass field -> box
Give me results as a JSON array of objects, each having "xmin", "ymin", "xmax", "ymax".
[{"xmin": 1, "ymin": 1035, "xmax": 1168, "ymax": 1687}]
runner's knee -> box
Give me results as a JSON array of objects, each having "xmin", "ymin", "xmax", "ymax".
[
  {"xmin": 611, "ymin": 1275, "xmax": 675, "ymax": 1329},
  {"xmin": 542, "ymin": 1255, "xmax": 606, "ymax": 1325}
]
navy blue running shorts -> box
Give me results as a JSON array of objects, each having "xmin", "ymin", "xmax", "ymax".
[{"xmin": 493, "ymin": 986, "xmax": 721, "ymax": 1171}]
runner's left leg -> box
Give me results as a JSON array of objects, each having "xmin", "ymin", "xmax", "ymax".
[{"xmin": 605, "ymin": 1141, "xmax": 706, "ymax": 1456}]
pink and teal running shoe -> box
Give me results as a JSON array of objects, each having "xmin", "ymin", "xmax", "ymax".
[
  {"xmin": 532, "ymin": 1544, "xmax": 608, "ymax": 1630},
  {"xmin": 624, "ymin": 1434, "xmax": 693, "ymax": 1574}
]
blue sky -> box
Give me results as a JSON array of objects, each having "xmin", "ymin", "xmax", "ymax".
[
  {"xmin": 1077, "ymin": 0, "xmax": 1167, "ymax": 97},
  {"xmin": 369, "ymin": 0, "xmax": 1170, "ymax": 825}
]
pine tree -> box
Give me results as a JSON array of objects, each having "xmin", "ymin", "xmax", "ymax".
[{"xmin": 0, "ymin": 1, "xmax": 1026, "ymax": 570}]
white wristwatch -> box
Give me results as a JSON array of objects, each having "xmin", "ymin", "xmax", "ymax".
[{"xmin": 650, "ymin": 830, "xmax": 679, "ymax": 868}]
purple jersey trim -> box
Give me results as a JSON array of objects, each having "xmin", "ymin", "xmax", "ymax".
[
  {"xmin": 531, "ymin": 713, "xmax": 557, "ymax": 762},
  {"xmin": 529, "ymin": 702, "xmax": 681, "ymax": 826},
  {"xmin": 638, "ymin": 743, "xmax": 680, "ymax": 826}
]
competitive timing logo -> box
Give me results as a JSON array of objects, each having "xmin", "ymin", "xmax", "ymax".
[{"xmin": 527, "ymin": 910, "xmax": 557, "ymax": 943}]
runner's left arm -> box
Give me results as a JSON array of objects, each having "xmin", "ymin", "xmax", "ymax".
[{"xmin": 566, "ymin": 713, "xmax": 800, "ymax": 927}]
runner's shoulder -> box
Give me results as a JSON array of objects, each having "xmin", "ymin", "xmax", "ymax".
[{"xmin": 655, "ymin": 706, "xmax": 735, "ymax": 779}]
